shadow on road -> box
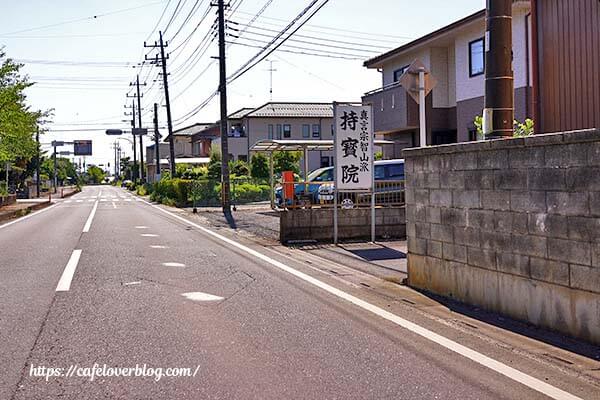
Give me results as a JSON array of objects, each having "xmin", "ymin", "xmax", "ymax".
[
  {"xmin": 223, "ymin": 210, "xmax": 237, "ymax": 229},
  {"xmin": 346, "ymin": 246, "xmax": 406, "ymax": 261}
]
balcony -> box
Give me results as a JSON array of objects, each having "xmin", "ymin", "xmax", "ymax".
[{"xmin": 362, "ymin": 82, "xmax": 418, "ymax": 134}]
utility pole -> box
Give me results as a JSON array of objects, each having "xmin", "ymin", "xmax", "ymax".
[
  {"xmin": 145, "ymin": 32, "xmax": 175, "ymax": 177},
  {"xmin": 35, "ymin": 127, "xmax": 40, "ymax": 198},
  {"xmin": 483, "ymin": 0, "xmax": 514, "ymax": 138},
  {"xmin": 53, "ymin": 142, "xmax": 57, "ymax": 193},
  {"xmin": 217, "ymin": 0, "xmax": 231, "ymax": 212},
  {"xmin": 266, "ymin": 60, "xmax": 277, "ymax": 101},
  {"xmin": 153, "ymin": 103, "xmax": 161, "ymax": 182},
  {"xmin": 130, "ymin": 74, "xmax": 146, "ymax": 181},
  {"xmin": 124, "ymin": 101, "xmax": 138, "ymax": 181}
]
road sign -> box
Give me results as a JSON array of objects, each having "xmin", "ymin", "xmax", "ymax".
[
  {"xmin": 59, "ymin": 151, "xmax": 72, "ymax": 156},
  {"xmin": 74, "ymin": 140, "xmax": 92, "ymax": 156},
  {"xmin": 132, "ymin": 128, "xmax": 148, "ymax": 136},
  {"xmin": 334, "ymin": 104, "xmax": 373, "ymax": 191},
  {"xmin": 399, "ymin": 59, "xmax": 437, "ymax": 104},
  {"xmin": 51, "ymin": 140, "xmax": 65, "ymax": 147},
  {"xmin": 106, "ymin": 129, "xmax": 123, "ymax": 135}
]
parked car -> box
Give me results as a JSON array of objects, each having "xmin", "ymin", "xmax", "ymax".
[
  {"xmin": 275, "ymin": 166, "xmax": 333, "ymax": 207},
  {"xmin": 318, "ymin": 159, "xmax": 405, "ymax": 204}
]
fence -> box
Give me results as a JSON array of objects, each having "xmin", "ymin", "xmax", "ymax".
[{"xmin": 279, "ymin": 180, "xmax": 405, "ymax": 209}]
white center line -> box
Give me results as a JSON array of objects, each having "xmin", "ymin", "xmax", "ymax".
[
  {"xmin": 82, "ymin": 200, "xmax": 98, "ymax": 233},
  {"xmin": 56, "ymin": 249, "xmax": 82, "ymax": 292},
  {"xmin": 112, "ymin": 201, "xmax": 117, "ymax": 209},
  {"xmin": 141, "ymin": 233, "xmax": 159, "ymax": 237},
  {"xmin": 140, "ymin": 198, "xmax": 582, "ymax": 400}
]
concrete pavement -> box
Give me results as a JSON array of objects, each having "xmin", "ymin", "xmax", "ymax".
[{"xmin": 1, "ymin": 185, "xmax": 599, "ymax": 399}]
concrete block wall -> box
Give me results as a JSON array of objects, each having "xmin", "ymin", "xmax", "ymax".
[
  {"xmin": 402, "ymin": 129, "xmax": 600, "ymax": 344},
  {"xmin": 280, "ymin": 207, "xmax": 406, "ymax": 243}
]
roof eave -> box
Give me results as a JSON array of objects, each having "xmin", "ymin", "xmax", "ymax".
[{"xmin": 363, "ymin": 9, "xmax": 486, "ymax": 69}]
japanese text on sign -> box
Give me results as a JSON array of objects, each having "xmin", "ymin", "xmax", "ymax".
[{"xmin": 334, "ymin": 104, "xmax": 373, "ymax": 190}]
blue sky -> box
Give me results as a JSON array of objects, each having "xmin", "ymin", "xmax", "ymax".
[{"xmin": 0, "ymin": 0, "xmax": 484, "ymax": 166}]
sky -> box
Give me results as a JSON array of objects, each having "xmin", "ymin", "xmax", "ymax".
[{"xmin": 0, "ymin": 0, "xmax": 484, "ymax": 169}]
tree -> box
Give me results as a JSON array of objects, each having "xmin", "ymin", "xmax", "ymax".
[
  {"xmin": 120, "ymin": 156, "xmax": 132, "ymax": 180},
  {"xmin": 86, "ymin": 165, "xmax": 105, "ymax": 184},
  {"xmin": 41, "ymin": 156, "xmax": 77, "ymax": 185},
  {"xmin": 229, "ymin": 159, "xmax": 250, "ymax": 177},
  {"xmin": 250, "ymin": 153, "xmax": 269, "ymax": 180},
  {"xmin": 207, "ymin": 150, "xmax": 222, "ymax": 180},
  {"xmin": 0, "ymin": 51, "xmax": 51, "ymax": 166},
  {"xmin": 273, "ymin": 151, "xmax": 301, "ymax": 175}
]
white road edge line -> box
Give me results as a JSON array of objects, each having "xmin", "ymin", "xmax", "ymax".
[
  {"xmin": 82, "ymin": 200, "xmax": 98, "ymax": 233},
  {"xmin": 56, "ymin": 249, "xmax": 82, "ymax": 292},
  {"xmin": 139, "ymin": 198, "xmax": 582, "ymax": 400},
  {"xmin": 0, "ymin": 203, "xmax": 59, "ymax": 230}
]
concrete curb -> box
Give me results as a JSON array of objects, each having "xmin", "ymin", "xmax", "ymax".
[{"xmin": 0, "ymin": 201, "xmax": 52, "ymax": 224}]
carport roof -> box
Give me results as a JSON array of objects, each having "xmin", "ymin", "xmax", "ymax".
[{"xmin": 250, "ymin": 139, "xmax": 394, "ymax": 152}]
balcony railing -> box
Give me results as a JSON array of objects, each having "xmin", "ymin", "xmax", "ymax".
[{"xmin": 362, "ymin": 82, "xmax": 417, "ymax": 133}]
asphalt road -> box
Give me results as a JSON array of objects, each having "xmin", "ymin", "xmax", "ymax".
[{"xmin": 1, "ymin": 186, "xmax": 598, "ymax": 399}]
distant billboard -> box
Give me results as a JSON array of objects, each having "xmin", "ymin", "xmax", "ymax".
[
  {"xmin": 105, "ymin": 129, "xmax": 123, "ymax": 135},
  {"xmin": 74, "ymin": 140, "xmax": 92, "ymax": 156}
]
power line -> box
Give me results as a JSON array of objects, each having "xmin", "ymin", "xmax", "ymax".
[
  {"xmin": 226, "ymin": 40, "xmax": 364, "ymax": 60},
  {"xmin": 0, "ymin": 32, "xmax": 146, "ymax": 39},
  {"xmin": 233, "ymin": 10, "xmax": 414, "ymax": 41},
  {"xmin": 229, "ymin": 27, "xmax": 381, "ymax": 55},
  {"xmin": 145, "ymin": 0, "xmax": 173, "ymax": 41},
  {"xmin": 0, "ymin": 0, "xmax": 168, "ymax": 36},
  {"xmin": 15, "ymin": 59, "xmax": 136, "ymax": 67},
  {"xmin": 230, "ymin": 20, "xmax": 392, "ymax": 51},
  {"xmin": 227, "ymin": 0, "xmax": 331, "ymax": 85},
  {"xmin": 163, "ymin": 0, "xmax": 186, "ymax": 34}
]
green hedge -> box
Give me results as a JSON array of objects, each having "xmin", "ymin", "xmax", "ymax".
[
  {"xmin": 151, "ymin": 178, "xmax": 191, "ymax": 207},
  {"xmin": 149, "ymin": 178, "xmax": 271, "ymax": 207}
]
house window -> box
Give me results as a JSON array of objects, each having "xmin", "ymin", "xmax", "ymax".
[
  {"xmin": 469, "ymin": 38, "xmax": 485, "ymax": 77},
  {"xmin": 331, "ymin": 124, "xmax": 334, "ymax": 136},
  {"xmin": 276, "ymin": 124, "xmax": 282, "ymax": 139},
  {"xmin": 283, "ymin": 124, "xmax": 291, "ymax": 138},
  {"xmin": 320, "ymin": 156, "xmax": 330, "ymax": 167},
  {"xmin": 302, "ymin": 124, "xmax": 310, "ymax": 138},
  {"xmin": 312, "ymin": 124, "xmax": 321, "ymax": 138},
  {"xmin": 268, "ymin": 124, "xmax": 274, "ymax": 139},
  {"xmin": 393, "ymin": 65, "xmax": 409, "ymax": 82}
]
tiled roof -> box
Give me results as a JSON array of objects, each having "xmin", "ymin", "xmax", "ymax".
[
  {"xmin": 228, "ymin": 108, "xmax": 255, "ymax": 119},
  {"xmin": 245, "ymin": 102, "xmax": 333, "ymax": 118},
  {"xmin": 172, "ymin": 123, "xmax": 214, "ymax": 136}
]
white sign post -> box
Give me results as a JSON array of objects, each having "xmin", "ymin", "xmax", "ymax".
[
  {"xmin": 333, "ymin": 103, "xmax": 374, "ymax": 244},
  {"xmin": 399, "ymin": 59, "xmax": 437, "ymax": 147}
]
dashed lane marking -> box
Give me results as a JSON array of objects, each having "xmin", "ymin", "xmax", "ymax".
[
  {"xmin": 55, "ymin": 249, "xmax": 82, "ymax": 292},
  {"xmin": 182, "ymin": 292, "xmax": 223, "ymax": 302},
  {"xmin": 162, "ymin": 262, "xmax": 185, "ymax": 267},
  {"xmin": 139, "ymin": 198, "xmax": 583, "ymax": 400}
]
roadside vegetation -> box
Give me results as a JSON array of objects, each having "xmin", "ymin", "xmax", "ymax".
[{"xmin": 124, "ymin": 150, "xmax": 281, "ymax": 208}]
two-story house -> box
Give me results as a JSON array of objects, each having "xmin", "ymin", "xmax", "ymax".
[
  {"xmin": 192, "ymin": 102, "xmax": 335, "ymax": 171},
  {"xmin": 163, "ymin": 123, "xmax": 214, "ymax": 158},
  {"xmin": 363, "ymin": 1, "xmax": 532, "ymax": 158}
]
